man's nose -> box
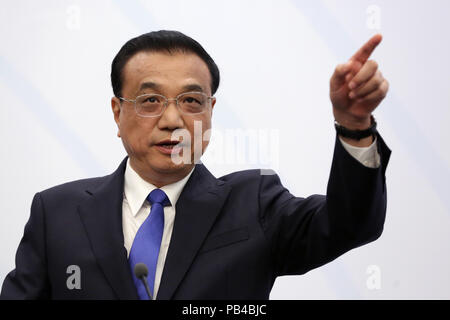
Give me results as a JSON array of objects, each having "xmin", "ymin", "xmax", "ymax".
[{"xmin": 157, "ymin": 100, "xmax": 184, "ymax": 130}]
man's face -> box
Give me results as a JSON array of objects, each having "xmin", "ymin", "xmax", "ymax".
[{"xmin": 111, "ymin": 51, "xmax": 215, "ymax": 186}]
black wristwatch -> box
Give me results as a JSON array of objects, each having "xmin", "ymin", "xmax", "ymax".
[{"xmin": 334, "ymin": 115, "xmax": 377, "ymax": 141}]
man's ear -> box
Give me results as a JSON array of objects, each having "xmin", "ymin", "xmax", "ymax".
[
  {"xmin": 211, "ymin": 97, "xmax": 216, "ymax": 113},
  {"xmin": 111, "ymin": 97, "xmax": 121, "ymax": 137}
]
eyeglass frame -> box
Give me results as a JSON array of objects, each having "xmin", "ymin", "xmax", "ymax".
[{"xmin": 118, "ymin": 91, "xmax": 215, "ymax": 118}]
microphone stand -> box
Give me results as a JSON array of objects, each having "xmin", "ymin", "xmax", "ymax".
[{"xmin": 139, "ymin": 275, "xmax": 153, "ymax": 300}]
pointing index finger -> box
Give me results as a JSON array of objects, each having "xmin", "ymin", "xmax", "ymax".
[{"xmin": 350, "ymin": 34, "xmax": 382, "ymax": 63}]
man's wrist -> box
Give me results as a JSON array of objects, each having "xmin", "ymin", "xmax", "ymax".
[
  {"xmin": 339, "ymin": 134, "xmax": 374, "ymax": 147},
  {"xmin": 333, "ymin": 112, "xmax": 372, "ymax": 130},
  {"xmin": 334, "ymin": 114, "xmax": 377, "ymax": 147}
]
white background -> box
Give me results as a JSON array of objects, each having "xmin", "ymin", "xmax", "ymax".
[{"xmin": 1, "ymin": 0, "xmax": 449, "ymax": 299}]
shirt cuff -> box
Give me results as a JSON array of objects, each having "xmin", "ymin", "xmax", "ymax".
[{"xmin": 339, "ymin": 136, "xmax": 381, "ymax": 168}]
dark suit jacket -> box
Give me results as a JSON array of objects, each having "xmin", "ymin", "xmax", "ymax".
[{"xmin": 1, "ymin": 134, "xmax": 391, "ymax": 299}]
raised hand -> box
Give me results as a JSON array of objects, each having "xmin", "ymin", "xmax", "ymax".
[{"xmin": 330, "ymin": 34, "xmax": 389, "ymax": 131}]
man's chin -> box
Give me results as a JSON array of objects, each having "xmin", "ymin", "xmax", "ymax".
[{"xmin": 149, "ymin": 158, "xmax": 193, "ymax": 175}]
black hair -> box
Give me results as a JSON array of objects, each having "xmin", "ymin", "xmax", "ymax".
[{"xmin": 111, "ymin": 30, "xmax": 220, "ymax": 97}]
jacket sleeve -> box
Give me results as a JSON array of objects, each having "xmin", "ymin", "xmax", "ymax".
[
  {"xmin": 1, "ymin": 192, "xmax": 51, "ymax": 299},
  {"xmin": 259, "ymin": 132, "xmax": 391, "ymax": 277}
]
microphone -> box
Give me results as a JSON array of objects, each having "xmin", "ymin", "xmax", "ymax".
[{"xmin": 134, "ymin": 263, "xmax": 152, "ymax": 300}]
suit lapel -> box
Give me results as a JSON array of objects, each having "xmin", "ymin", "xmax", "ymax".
[
  {"xmin": 77, "ymin": 156, "xmax": 139, "ymax": 300},
  {"xmin": 157, "ymin": 163, "xmax": 231, "ymax": 300}
]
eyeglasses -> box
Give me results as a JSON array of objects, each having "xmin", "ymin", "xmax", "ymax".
[{"xmin": 119, "ymin": 91, "xmax": 215, "ymax": 118}]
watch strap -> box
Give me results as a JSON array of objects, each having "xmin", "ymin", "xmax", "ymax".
[{"xmin": 334, "ymin": 115, "xmax": 377, "ymax": 141}]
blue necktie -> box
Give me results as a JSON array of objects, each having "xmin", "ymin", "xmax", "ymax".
[{"xmin": 129, "ymin": 188, "xmax": 170, "ymax": 300}]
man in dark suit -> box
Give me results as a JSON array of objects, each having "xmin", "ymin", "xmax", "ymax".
[{"xmin": 1, "ymin": 30, "xmax": 390, "ymax": 300}]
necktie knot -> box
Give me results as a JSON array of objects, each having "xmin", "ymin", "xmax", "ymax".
[{"xmin": 147, "ymin": 188, "xmax": 171, "ymax": 207}]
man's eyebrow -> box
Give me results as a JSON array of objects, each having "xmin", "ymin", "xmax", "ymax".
[
  {"xmin": 182, "ymin": 84, "xmax": 205, "ymax": 93},
  {"xmin": 139, "ymin": 81, "xmax": 161, "ymax": 92},
  {"xmin": 137, "ymin": 82, "xmax": 206, "ymax": 94}
]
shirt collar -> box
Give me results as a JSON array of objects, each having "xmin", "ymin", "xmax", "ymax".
[{"xmin": 123, "ymin": 158, "xmax": 195, "ymax": 217}]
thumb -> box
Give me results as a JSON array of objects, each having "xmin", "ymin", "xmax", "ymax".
[{"xmin": 330, "ymin": 61, "xmax": 352, "ymax": 92}]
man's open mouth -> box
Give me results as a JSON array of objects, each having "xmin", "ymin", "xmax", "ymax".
[
  {"xmin": 154, "ymin": 140, "xmax": 185, "ymax": 154},
  {"xmin": 155, "ymin": 140, "xmax": 182, "ymax": 148}
]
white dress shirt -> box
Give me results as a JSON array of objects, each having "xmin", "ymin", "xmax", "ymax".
[
  {"xmin": 122, "ymin": 160, "xmax": 194, "ymax": 299},
  {"xmin": 340, "ymin": 136, "xmax": 380, "ymax": 168},
  {"xmin": 121, "ymin": 137, "xmax": 379, "ymax": 299}
]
